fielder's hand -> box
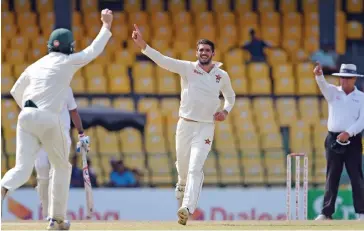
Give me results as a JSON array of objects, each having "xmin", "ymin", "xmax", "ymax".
[
  {"xmin": 313, "ymin": 62, "xmax": 323, "ymax": 76},
  {"xmin": 337, "ymin": 132, "xmax": 350, "ymax": 143},
  {"xmin": 132, "ymin": 24, "xmax": 147, "ymax": 50},
  {"xmin": 214, "ymin": 110, "xmax": 228, "ymax": 122},
  {"xmin": 101, "ymin": 9, "xmax": 113, "ymax": 30},
  {"xmin": 77, "ymin": 134, "xmax": 90, "ymax": 153}
]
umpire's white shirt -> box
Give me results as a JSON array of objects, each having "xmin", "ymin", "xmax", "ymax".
[
  {"xmin": 142, "ymin": 45, "xmax": 236, "ymax": 123},
  {"xmin": 316, "ymin": 75, "xmax": 364, "ymax": 136},
  {"xmin": 10, "ymin": 27, "xmax": 112, "ymax": 114}
]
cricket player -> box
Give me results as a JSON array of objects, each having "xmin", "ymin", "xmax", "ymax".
[
  {"xmin": 132, "ymin": 24, "xmax": 236, "ymax": 225},
  {"xmin": 1, "ymin": 9, "xmax": 113, "ymax": 230},
  {"xmin": 35, "ymin": 87, "xmax": 88, "ymax": 221}
]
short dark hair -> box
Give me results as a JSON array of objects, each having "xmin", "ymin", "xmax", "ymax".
[{"xmin": 196, "ymin": 39, "xmax": 215, "ymax": 52}]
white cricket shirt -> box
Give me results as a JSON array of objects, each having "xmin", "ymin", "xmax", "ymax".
[
  {"xmin": 142, "ymin": 45, "xmax": 236, "ymax": 123},
  {"xmin": 62, "ymin": 87, "xmax": 77, "ymax": 130},
  {"xmin": 316, "ymin": 75, "xmax": 364, "ymax": 136},
  {"xmin": 10, "ymin": 27, "xmax": 112, "ymax": 114}
]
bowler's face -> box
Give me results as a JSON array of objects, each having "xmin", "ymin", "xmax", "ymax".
[{"xmin": 196, "ymin": 44, "xmax": 214, "ymax": 65}]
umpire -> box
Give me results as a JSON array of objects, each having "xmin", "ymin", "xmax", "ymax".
[{"xmin": 314, "ymin": 62, "xmax": 364, "ymax": 220}]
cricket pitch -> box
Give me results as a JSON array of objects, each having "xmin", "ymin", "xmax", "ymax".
[{"xmin": 2, "ymin": 220, "xmax": 364, "ymax": 230}]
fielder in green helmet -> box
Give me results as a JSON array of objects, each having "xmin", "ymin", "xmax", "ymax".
[
  {"xmin": 1, "ymin": 9, "xmax": 114, "ymax": 231},
  {"xmin": 47, "ymin": 28, "xmax": 75, "ymax": 55}
]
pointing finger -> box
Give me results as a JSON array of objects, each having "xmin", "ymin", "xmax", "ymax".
[{"xmin": 134, "ymin": 24, "xmax": 141, "ymax": 33}]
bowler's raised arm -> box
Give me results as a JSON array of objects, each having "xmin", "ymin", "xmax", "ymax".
[{"xmin": 132, "ymin": 24, "xmax": 189, "ymax": 76}]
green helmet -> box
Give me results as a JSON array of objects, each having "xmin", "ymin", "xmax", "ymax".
[{"xmin": 47, "ymin": 28, "xmax": 75, "ymax": 55}]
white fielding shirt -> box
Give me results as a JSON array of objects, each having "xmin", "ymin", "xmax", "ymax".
[
  {"xmin": 10, "ymin": 27, "xmax": 112, "ymax": 114},
  {"xmin": 142, "ymin": 45, "xmax": 236, "ymax": 123},
  {"xmin": 316, "ymin": 75, "xmax": 364, "ymax": 136}
]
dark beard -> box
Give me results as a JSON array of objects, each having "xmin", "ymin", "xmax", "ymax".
[{"xmin": 199, "ymin": 57, "xmax": 211, "ymax": 65}]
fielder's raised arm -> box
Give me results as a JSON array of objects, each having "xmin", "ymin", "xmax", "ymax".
[
  {"xmin": 314, "ymin": 62, "xmax": 337, "ymax": 102},
  {"xmin": 69, "ymin": 9, "xmax": 113, "ymax": 67},
  {"xmin": 132, "ymin": 24, "xmax": 188, "ymax": 75}
]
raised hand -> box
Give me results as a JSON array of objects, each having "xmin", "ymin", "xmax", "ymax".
[
  {"xmin": 101, "ymin": 9, "xmax": 113, "ymax": 29},
  {"xmin": 313, "ymin": 61, "xmax": 323, "ymax": 76},
  {"xmin": 132, "ymin": 24, "xmax": 147, "ymax": 50}
]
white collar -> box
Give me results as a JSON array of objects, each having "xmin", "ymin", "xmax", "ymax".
[
  {"xmin": 338, "ymin": 86, "xmax": 358, "ymax": 96},
  {"xmin": 193, "ymin": 61, "xmax": 223, "ymax": 73},
  {"xmin": 212, "ymin": 61, "xmax": 223, "ymax": 67}
]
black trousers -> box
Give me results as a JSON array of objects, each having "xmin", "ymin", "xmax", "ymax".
[{"xmin": 322, "ymin": 132, "xmax": 364, "ymax": 217}]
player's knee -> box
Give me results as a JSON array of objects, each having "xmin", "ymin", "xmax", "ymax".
[
  {"xmin": 188, "ymin": 151, "xmax": 206, "ymax": 174},
  {"xmin": 188, "ymin": 162, "xmax": 205, "ymax": 176},
  {"xmin": 13, "ymin": 164, "xmax": 34, "ymax": 183},
  {"xmin": 35, "ymin": 165, "xmax": 50, "ymax": 181},
  {"xmin": 53, "ymin": 160, "xmax": 72, "ymax": 170},
  {"xmin": 188, "ymin": 167, "xmax": 203, "ymax": 176},
  {"xmin": 53, "ymin": 162, "xmax": 72, "ymax": 181},
  {"xmin": 15, "ymin": 163, "xmax": 33, "ymax": 174},
  {"xmin": 35, "ymin": 168, "xmax": 50, "ymax": 180}
]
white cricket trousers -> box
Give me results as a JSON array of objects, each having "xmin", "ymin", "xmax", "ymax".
[
  {"xmin": 175, "ymin": 118, "xmax": 215, "ymax": 214},
  {"xmin": 34, "ymin": 131, "xmax": 71, "ymax": 218},
  {"xmin": 1, "ymin": 107, "xmax": 72, "ymax": 221},
  {"xmin": 35, "ymin": 148, "xmax": 52, "ymax": 218}
]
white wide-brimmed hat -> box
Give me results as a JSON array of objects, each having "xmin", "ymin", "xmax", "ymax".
[{"xmin": 332, "ymin": 64, "xmax": 364, "ymax": 77}]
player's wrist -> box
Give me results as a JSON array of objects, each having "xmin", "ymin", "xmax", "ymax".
[
  {"xmin": 141, "ymin": 42, "xmax": 147, "ymax": 51},
  {"xmin": 102, "ymin": 23, "xmax": 111, "ymax": 30},
  {"xmin": 223, "ymin": 109, "xmax": 229, "ymax": 116}
]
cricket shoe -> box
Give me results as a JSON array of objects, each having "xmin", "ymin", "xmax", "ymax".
[
  {"xmin": 315, "ymin": 214, "xmax": 332, "ymax": 220},
  {"xmin": 358, "ymin": 214, "xmax": 364, "ymax": 220},
  {"xmin": 46, "ymin": 218, "xmax": 71, "ymax": 230},
  {"xmin": 175, "ymin": 184, "xmax": 185, "ymax": 208},
  {"xmin": 177, "ymin": 207, "xmax": 190, "ymax": 226}
]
